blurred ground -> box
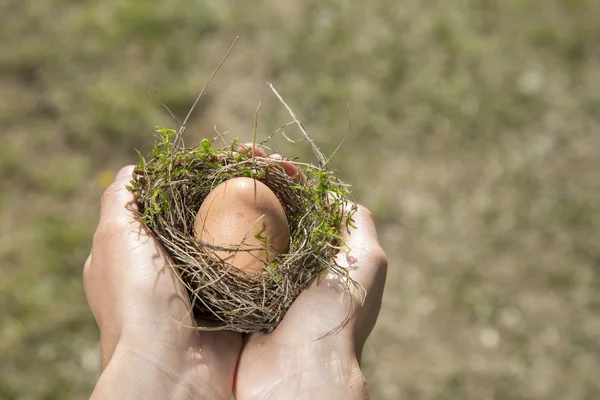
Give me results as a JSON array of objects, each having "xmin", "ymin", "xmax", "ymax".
[{"xmin": 1, "ymin": 0, "xmax": 600, "ymax": 399}]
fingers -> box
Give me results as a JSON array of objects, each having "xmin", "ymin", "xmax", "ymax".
[
  {"xmin": 98, "ymin": 165, "xmax": 137, "ymax": 226},
  {"xmin": 338, "ymin": 204, "xmax": 387, "ymax": 288},
  {"xmin": 237, "ymin": 143, "xmax": 267, "ymax": 157},
  {"xmin": 269, "ymin": 153, "xmax": 304, "ymax": 182},
  {"xmin": 237, "ymin": 143, "xmax": 306, "ymax": 183},
  {"xmin": 336, "ymin": 204, "xmax": 387, "ymax": 348},
  {"xmin": 341, "ymin": 204, "xmax": 378, "ymax": 242}
]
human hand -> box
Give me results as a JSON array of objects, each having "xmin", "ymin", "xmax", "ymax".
[
  {"xmin": 84, "ymin": 166, "xmax": 242, "ymax": 400},
  {"xmin": 234, "ymin": 145, "xmax": 388, "ymax": 400}
]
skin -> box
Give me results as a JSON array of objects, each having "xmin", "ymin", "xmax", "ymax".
[
  {"xmin": 233, "ymin": 144, "xmax": 388, "ymax": 400},
  {"xmin": 84, "ymin": 166, "xmax": 242, "ymax": 400},
  {"xmin": 84, "ymin": 144, "xmax": 387, "ymax": 400}
]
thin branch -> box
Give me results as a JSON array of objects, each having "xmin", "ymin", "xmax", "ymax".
[
  {"xmin": 213, "ymin": 126, "xmax": 229, "ymax": 146},
  {"xmin": 267, "ymin": 82, "xmax": 328, "ymax": 167},
  {"xmin": 178, "ymin": 36, "xmax": 240, "ymax": 148},
  {"xmin": 149, "ymin": 88, "xmax": 180, "ymax": 132},
  {"xmin": 281, "ymin": 131, "xmax": 305, "ymax": 144},
  {"xmin": 260, "ymin": 121, "xmax": 295, "ymax": 144},
  {"xmin": 325, "ymin": 102, "xmax": 351, "ymax": 165},
  {"xmin": 252, "ymin": 100, "xmax": 263, "ymax": 165}
]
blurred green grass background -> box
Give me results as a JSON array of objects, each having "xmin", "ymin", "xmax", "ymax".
[{"xmin": 1, "ymin": 0, "xmax": 600, "ymax": 398}]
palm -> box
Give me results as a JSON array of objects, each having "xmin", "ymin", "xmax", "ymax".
[{"xmin": 234, "ymin": 277, "xmax": 356, "ymax": 399}]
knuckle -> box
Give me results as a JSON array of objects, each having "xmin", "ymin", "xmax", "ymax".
[
  {"xmin": 369, "ymin": 245, "xmax": 388, "ymax": 271},
  {"xmin": 93, "ymin": 217, "xmax": 130, "ymax": 244},
  {"xmin": 100, "ymin": 182, "xmax": 122, "ymax": 207},
  {"xmin": 238, "ymin": 143, "xmax": 265, "ymax": 156},
  {"xmin": 356, "ymin": 204, "xmax": 375, "ymax": 220}
]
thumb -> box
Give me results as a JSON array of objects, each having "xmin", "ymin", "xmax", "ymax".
[
  {"xmin": 99, "ymin": 165, "xmax": 137, "ymax": 225},
  {"xmin": 115, "ymin": 165, "xmax": 134, "ymax": 182}
]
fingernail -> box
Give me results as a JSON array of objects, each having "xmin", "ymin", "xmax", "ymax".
[{"xmin": 115, "ymin": 165, "xmax": 134, "ymax": 181}]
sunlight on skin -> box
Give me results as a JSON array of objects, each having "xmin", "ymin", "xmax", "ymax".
[
  {"xmin": 85, "ymin": 166, "xmax": 242, "ymax": 400},
  {"xmin": 86, "ymin": 146, "xmax": 386, "ymax": 399}
]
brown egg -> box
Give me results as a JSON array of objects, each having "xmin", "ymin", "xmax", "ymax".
[{"xmin": 194, "ymin": 177, "xmax": 290, "ymax": 274}]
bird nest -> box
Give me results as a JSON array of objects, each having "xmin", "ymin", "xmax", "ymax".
[{"xmin": 129, "ymin": 125, "xmax": 357, "ymax": 333}]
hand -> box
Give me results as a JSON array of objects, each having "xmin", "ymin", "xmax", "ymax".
[
  {"xmin": 234, "ymin": 145, "xmax": 388, "ymax": 400},
  {"xmin": 84, "ymin": 166, "xmax": 242, "ymax": 400}
]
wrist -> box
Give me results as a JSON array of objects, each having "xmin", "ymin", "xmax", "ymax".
[
  {"xmin": 238, "ymin": 335, "xmax": 369, "ymax": 400},
  {"xmin": 91, "ymin": 339, "xmax": 213, "ymax": 400},
  {"xmin": 295, "ymin": 343, "xmax": 368, "ymax": 400},
  {"xmin": 266, "ymin": 352, "xmax": 368, "ymax": 400}
]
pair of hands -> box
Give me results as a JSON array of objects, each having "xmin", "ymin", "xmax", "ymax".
[{"xmin": 84, "ymin": 147, "xmax": 388, "ymax": 400}]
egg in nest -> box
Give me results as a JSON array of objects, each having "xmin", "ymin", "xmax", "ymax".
[{"xmin": 194, "ymin": 177, "xmax": 290, "ymax": 274}]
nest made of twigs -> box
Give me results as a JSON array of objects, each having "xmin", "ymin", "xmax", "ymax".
[{"xmin": 129, "ymin": 126, "xmax": 356, "ymax": 333}]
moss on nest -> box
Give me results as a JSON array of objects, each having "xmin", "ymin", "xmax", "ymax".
[{"xmin": 129, "ymin": 126, "xmax": 356, "ymax": 333}]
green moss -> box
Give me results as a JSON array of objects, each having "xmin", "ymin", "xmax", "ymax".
[
  {"xmin": 127, "ymin": 125, "xmax": 357, "ymax": 331},
  {"xmin": 130, "ymin": 125, "xmax": 353, "ymax": 284},
  {"xmin": 134, "ymin": 127, "xmax": 352, "ymax": 227}
]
